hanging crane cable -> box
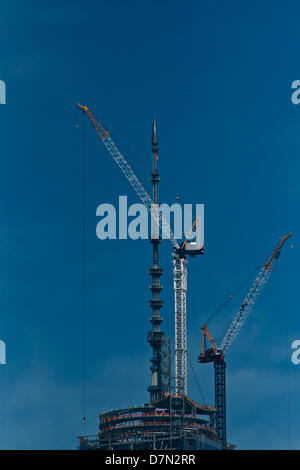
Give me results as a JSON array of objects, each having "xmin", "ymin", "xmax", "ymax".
[
  {"xmin": 187, "ymin": 351, "xmax": 207, "ymax": 405},
  {"xmin": 80, "ymin": 112, "xmax": 87, "ymax": 432},
  {"xmin": 203, "ymin": 265, "xmax": 260, "ymax": 327},
  {"xmin": 285, "ymin": 242, "xmax": 291, "ymax": 449}
]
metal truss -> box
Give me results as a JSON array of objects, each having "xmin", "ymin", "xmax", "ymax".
[
  {"xmin": 173, "ymin": 256, "xmax": 188, "ymax": 395},
  {"xmin": 214, "ymin": 359, "xmax": 226, "ymax": 447},
  {"xmin": 78, "ymin": 104, "xmax": 179, "ymax": 250},
  {"xmin": 221, "ymin": 269, "xmax": 271, "ymax": 353},
  {"xmin": 221, "ymin": 233, "xmax": 292, "ymax": 353}
]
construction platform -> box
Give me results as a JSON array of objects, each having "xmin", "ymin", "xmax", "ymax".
[{"xmin": 78, "ymin": 394, "xmax": 232, "ymax": 450}]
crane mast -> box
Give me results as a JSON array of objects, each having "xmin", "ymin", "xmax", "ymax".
[
  {"xmin": 173, "ymin": 256, "xmax": 188, "ymax": 395},
  {"xmin": 77, "ymin": 104, "xmax": 203, "ymax": 398}
]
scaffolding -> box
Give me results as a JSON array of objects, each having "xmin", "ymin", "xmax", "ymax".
[{"xmin": 78, "ymin": 395, "xmax": 222, "ymax": 450}]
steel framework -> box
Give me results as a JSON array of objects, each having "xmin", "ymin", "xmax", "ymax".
[
  {"xmin": 78, "ymin": 395, "xmax": 220, "ymax": 450},
  {"xmin": 214, "ymin": 359, "xmax": 226, "ymax": 446},
  {"xmin": 173, "ymin": 256, "xmax": 188, "ymax": 395}
]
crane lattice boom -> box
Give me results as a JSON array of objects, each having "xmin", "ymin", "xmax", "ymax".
[
  {"xmin": 76, "ymin": 103, "xmax": 179, "ymax": 249},
  {"xmin": 221, "ymin": 233, "xmax": 291, "ymax": 353}
]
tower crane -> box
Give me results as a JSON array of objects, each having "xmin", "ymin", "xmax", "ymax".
[
  {"xmin": 198, "ymin": 233, "xmax": 292, "ymax": 448},
  {"xmin": 77, "ymin": 103, "xmax": 204, "ymax": 396}
]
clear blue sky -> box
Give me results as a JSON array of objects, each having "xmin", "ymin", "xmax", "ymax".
[{"xmin": 0, "ymin": 0, "xmax": 298, "ymax": 449}]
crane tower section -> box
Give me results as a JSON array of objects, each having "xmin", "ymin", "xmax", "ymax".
[{"xmin": 173, "ymin": 256, "xmax": 188, "ymax": 395}]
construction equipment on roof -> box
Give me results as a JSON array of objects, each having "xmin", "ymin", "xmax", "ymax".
[{"xmin": 198, "ymin": 232, "xmax": 292, "ymax": 448}]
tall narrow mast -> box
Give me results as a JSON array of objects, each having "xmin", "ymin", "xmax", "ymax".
[{"xmin": 147, "ymin": 115, "xmax": 167, "ymax": 402}]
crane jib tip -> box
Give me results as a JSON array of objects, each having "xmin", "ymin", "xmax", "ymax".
[{"xmin": 76, "ymin": 103, "xmax": 88, "ymax": 112}]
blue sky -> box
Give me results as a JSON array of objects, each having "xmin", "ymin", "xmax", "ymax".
[{"xmin": 0, "ymin": 0, "xmax": 298, "ymax": 449}]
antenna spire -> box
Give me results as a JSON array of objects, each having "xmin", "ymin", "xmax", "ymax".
[
  {"xmin": 147, "ymin": 115, "xmax": 169, "ymax": 402},
  {"xmin": 152, "ymin": 114, "xmax": 158, "ymax": 151}
]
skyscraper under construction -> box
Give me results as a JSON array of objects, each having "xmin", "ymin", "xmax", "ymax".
[
  {"xmin": 77, "ymin": 102, "xmax": 290, "ymax": 451},
  {"xmin": 78, "ymin": 115, "xmax": 224, "ymax": 451}
]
